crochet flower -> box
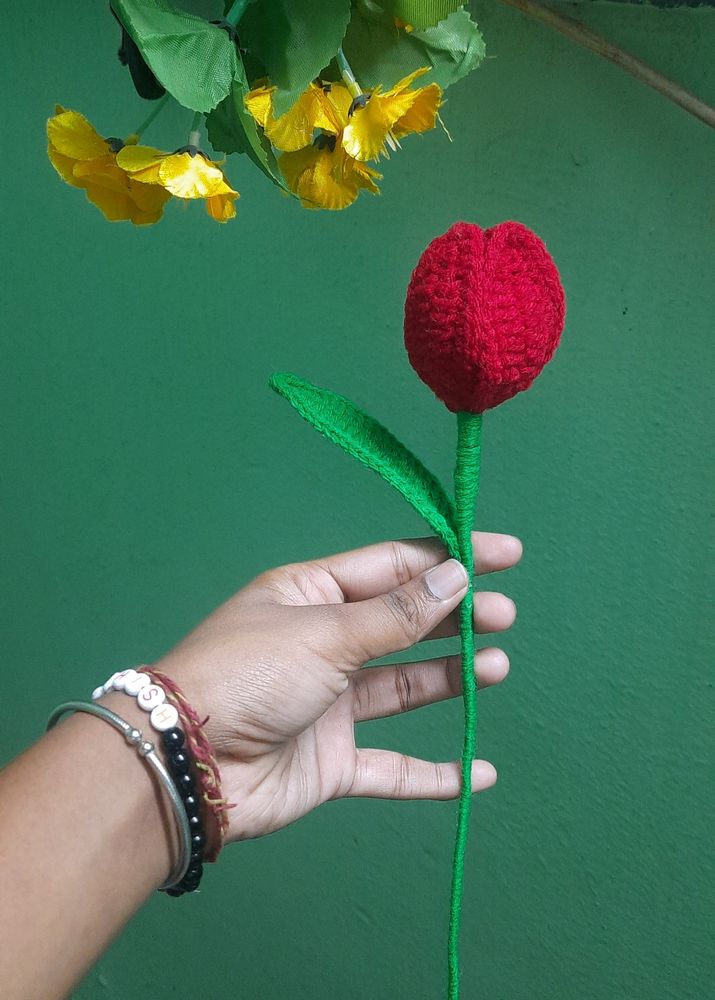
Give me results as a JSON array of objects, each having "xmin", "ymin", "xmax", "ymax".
[
  {"xmin": 404, "ymin": 222, "xmax": 566, "ymax": 412},
  {"xmin": 115, "ymin": 144, "xmax": 239, "ymax": 223},
  {"xmin": 47, "ymin": 106, "xmax": 170, "ymax": 225}
]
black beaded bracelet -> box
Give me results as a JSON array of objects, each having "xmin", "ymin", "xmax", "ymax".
[{"xmin": 162, "ymin": 726, "xmax": 205, "ymax": 896}]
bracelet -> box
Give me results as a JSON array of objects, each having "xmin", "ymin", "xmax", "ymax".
[
  {"xmin": 90, "ymin": 669, "xmax": 209, "ymax": 891},
  {"xmin": 46, "ymin": 701, "xmax": 192, "ymax": 892},
  {"xmin": 143, "ymin": 667, "xmax": 231, "ymax": 857},
  {"xmin": 95, "ymin": 666, "xmax": 229, "ymax": 860},
  {"xmin": 92, "ymin": 669, "xmax": 179, "ymax": 734}
]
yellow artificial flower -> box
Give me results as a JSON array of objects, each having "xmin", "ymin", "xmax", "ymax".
[
  {"xmin": 116, "ymin": 144, "xmax": 239, "ymax": 223},
  {"xmin": 245, "ymin": 68, "xmax": 440, "ymax": 209},
  {"xmin": 341, "ymin": 68, "xmax": 442, "ymax": 161},
  {"xmin": 245, "ymin": 79, "xmax": 381, "ymax": 209},
  {"xmin": 278, "ymin": 136, "xmax": 381, "ymax": 211},
  {"xmin": 47, "ymin": 106, "xmax": 170, "ymax": 225},
  {"xmin": 244, "ymin": 81, "xmax": 335, "ymax": 152}
]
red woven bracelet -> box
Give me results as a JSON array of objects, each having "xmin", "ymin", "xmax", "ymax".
[{"xmin": 140, "ymin": 666, "xmax": 232, "ymax": 861}]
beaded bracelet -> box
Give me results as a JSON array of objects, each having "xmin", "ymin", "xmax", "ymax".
[
  {"xmin": 142, "ymin": 667, "xmax": 231, "ymax": 858},
  {"xmin": 160, "ymin": 723, "xmax": 206, "ymax": 896},
  {"xmin": 89, "ymin": 670, "xmax": 209, "ymax": 893},
  {"xmin": 92, "ymin": 669, "xmax": 180, "ymax": 734},
  {"xmin": 46, "ymin": 701, "xmax": 192, "ymax": 891}
]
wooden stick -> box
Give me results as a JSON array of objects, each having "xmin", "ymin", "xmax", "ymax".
[{"xmin": 498, "ymin": 0, "xmax": 715, "ymax": 129}]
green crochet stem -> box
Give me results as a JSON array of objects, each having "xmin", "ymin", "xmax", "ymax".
[{"xmin": 448, "ymin": 409, "xmax": 483, "ymax": 1000}]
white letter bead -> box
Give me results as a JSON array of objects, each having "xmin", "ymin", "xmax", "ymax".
[
  {"xmin": 124, "ymin": 673, "xmax": 151, "ymax": 696},
  {"xmin": 91, "ymin": 685, "xmax": 105, "ymax": 701},
  {"xmin": 112, "ymin": 669, "xmax": 138, "ymax": 691},
  {"xmin": 150, "ymin": 703, "xmax": 179, "ymax": 732},
  {"xmin": 103, "ymin": 672, "xmax": 120, "ymax": 693},
  {"xmin": 137, "ymin": 684, "xmax": 165, "ymax": 711}
]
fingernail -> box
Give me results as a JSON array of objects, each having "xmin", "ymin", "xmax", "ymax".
[{"xmin": 425, "ymin": 559, "xmax": 469, "ymax": 600}]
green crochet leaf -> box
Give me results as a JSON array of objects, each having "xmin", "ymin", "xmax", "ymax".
[
  {"xmin": 343, "ymin": 3, "xmax": 485, "ymax": 91},
  {"xmin": 206, "ymin": 66, "xmax": 288, "ymax": 190},
  {"xmin": 112, "ymin": 0, "xmax": 239, "ymax": 112},
  {"xmin": 379, "ymin": 1, "xmax": 464, "ymax": 31},
  {"xmin": 239, "ymin": 0, "xmax": 352, "ymax": 116},
  {"xmin": 270, "ymin": 373, "xmax": 458, "ymax": 556}
]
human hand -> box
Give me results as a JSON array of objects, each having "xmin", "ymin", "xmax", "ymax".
[{"xmin": 157, "ymin": 534, "xmax": 521, "ymax": 843}]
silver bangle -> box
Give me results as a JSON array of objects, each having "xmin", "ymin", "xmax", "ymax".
[{"xmin": 46, "ymin": 700, "xmax": 192, "ymax": 891}]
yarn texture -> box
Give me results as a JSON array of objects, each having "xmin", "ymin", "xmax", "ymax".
[
  {"xmin": 404, "ymin": 221, "xmax": 565, "ymax": 412},
  {"xmin": 270, "ymin": 372, "xmax": 459, "ymax": 556},
  {"xmin": 448, "ymin": 410, "xmax": 482, "ymax": 999}
]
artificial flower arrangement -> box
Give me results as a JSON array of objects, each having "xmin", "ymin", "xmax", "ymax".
[{"xmin": 47, "ymin": 0, "xmax": 486, "ymax": 224}]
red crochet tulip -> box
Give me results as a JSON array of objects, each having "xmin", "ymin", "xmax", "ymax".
[{"xmin": 404, "ymin": 221, "xmax": 566, "ymax": 413}]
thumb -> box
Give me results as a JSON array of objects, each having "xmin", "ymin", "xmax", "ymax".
[{"xmin": 338, "ymin": 558, "xmax": 469, "ymax": 664}]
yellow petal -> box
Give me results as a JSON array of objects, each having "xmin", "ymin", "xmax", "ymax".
[
  {"xmin": 205, "ymin": 190, "xmax": 238, "ymax": 223},
  {"xmin": 116, "ymin": 145, "xmax": 167, "ymax": 183},
  {"xmin": 129, "ymin": 208, "xmax": 164, "ymax": 226},
  {"xmin": 342, "ymin": 72, "xmax": 440, "ymax": 160},
  {"xmin": 82, "ymin": 183, "xmax": 137, "ymax": 223},
  {"xmin": 158, "ymin": 152, "xmax": 225, "ymax": 199},
  {"xmin": 47, "ymin": 109, "xmax": 109, "ymax": 160},
  {"xmin": 392, "ymin": 83, "xmax": 442, "ymax": 138},
  {"xmin": 277, "ymin": 145, "xmax": 320, "ymax": 196},
  {"xmin": 324, "ymin": 84, "xmax": 353, "ymax": 131},
  {"xmin": 244, "ymin": 84, "xmax": 274, "ymax": 128},
  {"xmin": 73, "ymin": 155, "xmax": 128, "ymax": 195},
  {"xmin": 341, "ymin": 97, "xmax": 395, "ymax": 161},
  {"xmin": 384, "ymin": 67, "xmax": 431, "ymax": 95},
  {"xmin": 278, "ymin": 143, "xmax": 378, "ymax": 211},
  {"xmin": 48, "ymin": 143, "xmax": 82, "ymax": 187},
  {"xmin": 265, "ymin": 83, "xmax": 337, "ymax": 152},
  {"xmin": 346, "ymin": 153, "xmax": 382, "ymax": 196},
  {"xmin": 82, "ymin": 178, "xmax": 165, "ymax": 225},
  {"xmin": 128, "ymin": 179, "xmax": 172, "ymax": 214}
]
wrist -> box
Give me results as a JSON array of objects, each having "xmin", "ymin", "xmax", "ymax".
[
  {"xmin": 80, "ymin": 690, "xmax": 181, "ymax": 888},
  {"xmin": 98, "ymin": 667, "xmax": 224, "ymax": 863}
]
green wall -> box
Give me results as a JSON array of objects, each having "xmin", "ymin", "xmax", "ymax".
[{"xmin": 1, "ymin": 3, "xmax": 713, "ymax": 998}]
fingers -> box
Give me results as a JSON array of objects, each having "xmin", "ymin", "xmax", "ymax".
[
  {"xmin": 346, "ymin": 751, "xmax": 497, "ymax": 800},
  {"xmin": 428, "ymin": 591, "xmax": 517, "ymax": 641},
  {"xmin": 337, "ymin": 558, "xmax": 470, "ymax": 663},
  {"xmin": 287, "ymin": 532, "xmax": 522, "ymax": 604},
  {"xmin": 352, "ymin": 648, "xmax": 509, "ymax": 722}
]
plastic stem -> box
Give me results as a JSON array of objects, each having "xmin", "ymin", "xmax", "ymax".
[
  {"xmin": 188, "ymin": 112, "xmax": 202, "ymax": 147},
  {"xmin": 132, "ymin": 93, "xmax": 170, "ymax": 140},
  {"xmin": 336, "ymin": 47, "xmax": 362, "ymax": 99},
  {"xmin": 224, "ymin": 0, "xmax": 250, "ymax": 27},
  {"xmin": 448, "ymin": 409, "xmax": 483, "ymax": 1000}
]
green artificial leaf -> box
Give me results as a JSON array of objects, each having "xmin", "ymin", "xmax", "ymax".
[
  {"xmin": 239, "ymin": 0, "xmax": 352, "ymax": 115},
  {"xmin": 270, "ymin": 373, "xmax": 458, "ymax": 556},
  {"xmin": 379, "ymin": 1, "xmax": 464, "ymax": 31},
  {"xmin": 112, "ymin": 0, "xmax": 239, "ymax": 112},
  {"xmin": 206, "ymin": 66, "xmax": 288, "ymax": 189},
  {"xmin": 343, "ymin": 3, "xmax": 485, "ymax": 91}
]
